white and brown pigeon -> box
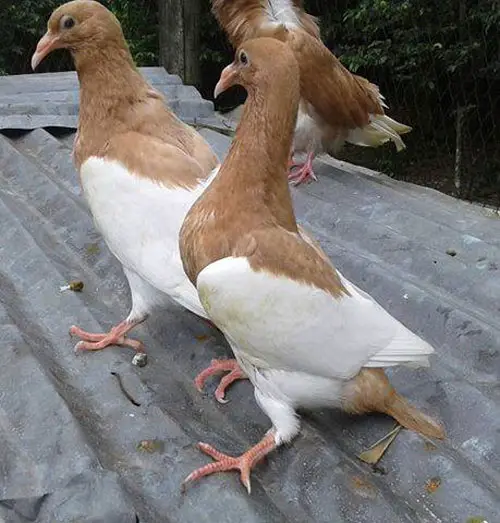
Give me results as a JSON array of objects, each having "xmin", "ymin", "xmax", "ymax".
[
  {"xmin": 31, "ymin": 0, "xmax": 224, "ymax": 368},
  {"xmin": 179, "ymin": 37, "xmax": 444, "ymax": 493},
  {"xmin": 211, "ymin": 0, "xmax": 411, "ymax": 185}
]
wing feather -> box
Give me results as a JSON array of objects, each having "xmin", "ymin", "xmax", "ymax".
[{"xmin": 197, "ymin": 256, "xmax": 433, "ymax": 381}]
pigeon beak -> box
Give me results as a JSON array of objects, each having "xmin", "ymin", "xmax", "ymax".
[
  {"xmin": 214, "ymin": 63, "xmax": 238, "ymax": 99},
  {"xmin": 31, "ymin": 31, "xmax": 60, "ymax": 70}
]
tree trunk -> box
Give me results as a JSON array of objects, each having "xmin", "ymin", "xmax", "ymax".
[
  {"xmin": 158, "ymin": 0, "xmax": 201, "ymax": 87},
  {"xmin": 453, "ymin": 0, "xmax": 467, "ymax": 197}
]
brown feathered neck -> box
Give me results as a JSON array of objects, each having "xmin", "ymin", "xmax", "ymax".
[
  {"xmin": 74, "ymin": 38, "xmax": 150, "ymax": 131},
  {"xmin": 211, "ymin": 0, "xmax": 320, "ymax": 48},
  {"xmin": 70, "ymin": 32, "xmax": 217, "ymax": 179},
  {"xmin": 208, "ymin": 67, "xmax": 300, "ymax": 231}
]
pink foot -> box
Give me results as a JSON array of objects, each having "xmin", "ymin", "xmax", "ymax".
[
  {"xmin": 288, "ymin": 152, "xmax": 317, "ymax": 186},
  {"xmin": 182, "ymin": 432, "xmax": 276, "ymax": 494},
  {"xmin": 69, "ymin": 319, "xmax": 147, "ymax": 366},
  {"xmin": 194, "ymin": 358, "xmax": 247, "ymax": 403}
]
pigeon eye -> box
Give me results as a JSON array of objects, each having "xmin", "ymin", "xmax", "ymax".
[
  {"xmin": 239, "ymin": 51, "xmax": 248, "ymax": 65},
  {"xmin": 61, "ymin": 16, "xmax": 75, "ymax": 29}
]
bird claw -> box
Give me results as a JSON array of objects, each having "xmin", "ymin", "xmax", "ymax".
[
  {"xmin": 69, "ymin": 321, "xmax": 146, "ymax": 363},
  {"xmin": 182, "ymin": 433, "xmax": 276, "ymax": 494},
  {"xmin": 214, "ymin": 393, "xmax": 230, "ymax": 405},
  {"xmin": 288, "ymin": 165, "xmax": 317, "ymax": 186},
  {"xmin": 194, "ymin": 358, "xmax": 247, "ymax": 402},
  {"xmin": 288, "ymin": 153, "xmax": 317, "ymax": 186}
]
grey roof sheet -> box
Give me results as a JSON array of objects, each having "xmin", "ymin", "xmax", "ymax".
[
  {"xmin": 0, "ymin": 69, "xmax": 499, "ymax": 523},
  {"xmin": 0, "ymin": 68, "xmax": 214, "ymax": 129}
]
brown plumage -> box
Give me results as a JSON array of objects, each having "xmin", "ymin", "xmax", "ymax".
[
  {"xmin": 211, "ymin": 0, "xmax": 411, "ymax": 184},
  {"xmin": 180, "ymin": 38, "xmax": 443, "ymax": 493},
  {"xmin": 343, "ymin": 369, "xmax": 445, "ymax": 440},
  {"xmin": 180, "ymin": 38, "xmax": 346, "ymax": 298},
  {"xmin": 33, "ymin": 0, "xmax": 216, "ymax": 184},
  {"xmin": 211, "ymin": 0, "xmax": 320, "ymax": 47}
]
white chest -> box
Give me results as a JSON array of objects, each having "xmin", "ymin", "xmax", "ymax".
[{"xmin": 80, "ymin": 156, "xmax": 202, "ymax": 288}]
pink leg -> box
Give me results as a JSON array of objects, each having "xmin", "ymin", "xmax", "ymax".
[
  {"xmin": 69, "ymin": 318, "xmax": 147, "ymax": 366},
  {"xmin": 194, "ymin": 358, "xmax": 247, "ymax": 403},
  {"xmin": 182, "ymin": 432, "xmax": 276, "ymax": 494},
  {"xmin": 288, "ymin": 152, "xmax": 318, "ymax": 186}
]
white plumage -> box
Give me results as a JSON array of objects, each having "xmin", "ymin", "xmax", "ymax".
[
  {"xmin": 81, "ymin": 157, "xmax": 220, "ymax": 322},
  {"xmin": 198, "ymin": 254, "xmax": 433, "ymax": 445}
]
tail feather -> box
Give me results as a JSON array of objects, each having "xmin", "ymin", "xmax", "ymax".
[
  {"xmin": 386, "ymin": 392, "xmax": 445, "ymax": 440},
  {"xmin": 347, "ymin": 114, "xmax": 412, "ymax": 152},
  {"xmin": 346, "ymin": 126, "xmax": 393, "ymax": 149},
  {"xmin": 343, "ymin": 369, "xmax": 445, "ymax": 441},
  {"xmin": 380, "ymin": 114, "xmax": 412, "ymax": 135},
  {"xmin": 371, "ymin": 120, "xmax": 406, "ymax": 151}
]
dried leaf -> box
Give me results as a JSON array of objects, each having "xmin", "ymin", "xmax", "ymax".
[
  {"xmin": 425, "ymin": 476, "xmax": 441, "ymax": 493},
  {"xmin": 137, "ymin": 439, "xmax": 165, "ymax": 453},
  {"xmin": 358, "ymin": 425, "xmax": 402, "ymax": 465},
  {"xmin": 68, "ymin": 280, "xmax": 84, "ymax": 291}
]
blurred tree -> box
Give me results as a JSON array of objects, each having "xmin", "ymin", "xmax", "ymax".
[
  {"xmin": 158, "ymin": 0, "xmax": 201, "ymax": 87},
  {"xmin": 0, "ymin": 0, "xmax": 158, "ymax": 75}
]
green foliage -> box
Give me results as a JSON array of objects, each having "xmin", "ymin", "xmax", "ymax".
[
  {"xmin": 335, "ymin": 0, "xmax": 499, "ymax": 87},
  {"xmin": 0, "ymin": 0, "xmax": 498, "ymax": 204},
  {"xmin": 0, "ymin": 0, "xmax": 61, "ymax": 74},
  {"xmin": 0, "ymin": 0, "xmax": 158, "ymax": 75},
  {"xmin": 305, "ymin": 0, "xmax": 500, "ymax": 203},
  {"xmin": 104, "ymin": 0, "xmax": 158, "ymax": 65}
]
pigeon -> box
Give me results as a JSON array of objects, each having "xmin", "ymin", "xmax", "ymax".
[
  {"xmin": 179, "ymin": 37, "xmax": 444, "ymax": 493},
  {"xmin": 32, "ymin": 0, "xmax": 219, "ymax": 368},
  {"xmin": 211, "ymin": 0, "xmax": 411, "ymax": 185}
]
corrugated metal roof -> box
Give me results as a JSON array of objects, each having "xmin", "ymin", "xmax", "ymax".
[
  {"xmin": 0, "ymin": 68, "xmax": 215, "ymax": 129},
  {"xmin": 0, "ymin": 68, "xmax": 499, "ymax": 523}
]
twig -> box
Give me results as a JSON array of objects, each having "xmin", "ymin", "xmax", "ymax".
[
  {"xmin": 194, "ymin": 122, "xmax": 236, "ymax": 137},
  {"xmin": 110, "ymin": 371, "xmax": 141, "ymax": 406}
]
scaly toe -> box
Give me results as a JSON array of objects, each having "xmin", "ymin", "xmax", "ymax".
[
  {"xmin": 213, "ymin": 368, "xmax": 247, "ymax": 403},
  {"xmin": 69, "ymin": 325, "xmax": 107, "ymax": 342},
  {"xmin": 182, "ymin": 450, "xmax": 251, "ymax": 492}
]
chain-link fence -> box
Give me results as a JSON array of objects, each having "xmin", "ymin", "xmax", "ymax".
[{"xmin": 2, "ymin": 0, "xmax": 499, "ymax": 206}]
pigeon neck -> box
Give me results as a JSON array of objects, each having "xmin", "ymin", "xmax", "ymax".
[
  {"xmin": 216, "ymin": 75, "xmax": 300, "ymax": 230},
  {"xmin": 75, "ymin": 43, "xmax": 148, "ymax": 134}
]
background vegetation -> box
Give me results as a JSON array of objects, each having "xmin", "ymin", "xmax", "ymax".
[{"xmin": 1, "ymin": 0, "xmax": 498, "ymax": 205}]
